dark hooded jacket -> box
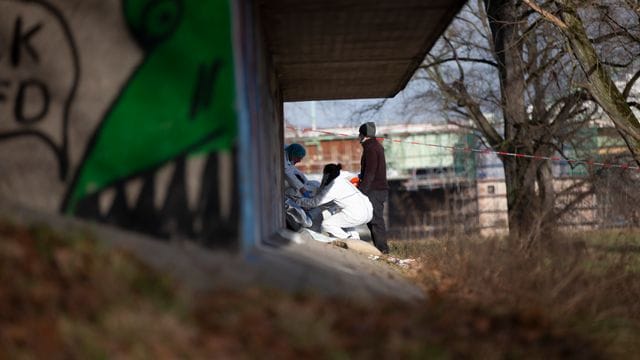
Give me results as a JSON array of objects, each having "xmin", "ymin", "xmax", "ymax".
[{"xmin": 360, "ymin": 138, "xmax": 388, "ymax": 194}]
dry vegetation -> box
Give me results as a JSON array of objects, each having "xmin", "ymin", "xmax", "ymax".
[
  {"xmin": 1, "ymin": 217, "xmax": 639, "ymax": 358},
  {"xmin": 391, "ymin": 232, "xmax": 640, "ymax": 358}
]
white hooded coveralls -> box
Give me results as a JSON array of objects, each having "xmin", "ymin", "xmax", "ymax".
[{"xmin": 296, "ymin": 172, "xmax": 373, "ymax": 239}]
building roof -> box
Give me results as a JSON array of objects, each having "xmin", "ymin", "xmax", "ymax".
[{"xmin": 260, "ymin": 0, "xmax": 466, "ymax": 101}]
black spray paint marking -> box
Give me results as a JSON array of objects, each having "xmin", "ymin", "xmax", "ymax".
[
  {"xmin": 11, "ymin": 17, "xmax": 43, "ymax": 66},
  {"xmin": 14, "ymin": 78, "xmax": 50, "ymax": 124},
  {"xmin": 0, "ymin": 0, "xmax": 80, "ymax": 180},
  {"xmin": 190, "ymin": 59, "xmax": 222, "ymax": 120}
]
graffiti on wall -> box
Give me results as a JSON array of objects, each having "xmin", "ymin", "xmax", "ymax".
[
  {"xmin": 0, "ymin": 0, "xmax": 79, "ymax": 180},
  {"xmin": 1, "ymin": 0, "xmax": 238, "ymax": 246}
]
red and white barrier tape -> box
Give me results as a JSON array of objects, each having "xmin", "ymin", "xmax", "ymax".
[{"xmin": 287, "ymin": 126, "xmax": 640, "ymax": 172}]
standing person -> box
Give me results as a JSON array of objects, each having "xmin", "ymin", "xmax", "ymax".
[{"xmin": 358, "ymin": 122, "xmax": 390, "ymax": 254}]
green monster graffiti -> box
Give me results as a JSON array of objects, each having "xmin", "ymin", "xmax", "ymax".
[{"xmin": 63, "ymin": 0, "xmax": 236, "ymax": 213}]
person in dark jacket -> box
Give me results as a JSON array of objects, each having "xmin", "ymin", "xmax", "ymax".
[{"xmin": 358, "ymin": 122, "xmax": 390, "ymax": 254}]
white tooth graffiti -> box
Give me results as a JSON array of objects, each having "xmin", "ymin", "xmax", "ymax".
[
  {"xmin": 186, "ymin": 155, "xmax": 207, "ymax": 212},
  {"xmin": 98, "ymin": 187, "xmax": 116, "ymax": 216},
  {"xmin": 124, "ymin": 177, "xmax": 144, "ymax": 209},
  {"xmin": 154, "ymin": 161, "xmax": 176, "ymax": 209}
]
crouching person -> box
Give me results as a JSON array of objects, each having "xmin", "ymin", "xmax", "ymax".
[
  {"xmin": 295, "ymin": 163, "xmax": 372, "ymax": 239},
  {"xmin": 284, "ymin": 143, "xmax": 318, "ymax": 198}
]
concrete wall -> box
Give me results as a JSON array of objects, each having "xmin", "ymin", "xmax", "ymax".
[
  {"xmin": 476, "ymin": 179, "xmax": 509, "ymax": 237},
  {"xmin": 0, "ymin": 0, "xmax": 247, "ymax": 248},
  {"xmin": 235, "ymin": 0, "xmax": 284, "ymax": 246}
]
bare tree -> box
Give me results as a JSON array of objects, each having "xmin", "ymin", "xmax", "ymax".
[
  {"xmin": 415, "ymin": 0, "xmax": 600, "ymax": 244},
  {"xmin": 523, "ymin": 0, "xmax": 640, "ymax": 154}
]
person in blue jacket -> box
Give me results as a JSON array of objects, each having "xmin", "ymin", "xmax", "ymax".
[{"xmin": 284, "ymin": 143, "xmax": 313, "ymax": 197}]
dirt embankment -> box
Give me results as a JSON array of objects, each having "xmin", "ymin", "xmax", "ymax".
[{"xmin": 2, "ymin": 219, "xmax": 627, "ymax": 358}]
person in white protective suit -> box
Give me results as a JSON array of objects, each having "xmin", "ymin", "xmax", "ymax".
[
  {"xmin": 295, "ymin": 163, "xmax": 373, "ymax": 239},
  {"xmin": 284, "ymin": 143, "xmax": 316, "ymax": 197}
]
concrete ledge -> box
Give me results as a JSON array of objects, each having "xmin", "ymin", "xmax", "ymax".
[
  {"xmin": 254, "ymin": 232, "xmax": 423, "ymax": 301},
  {"xmin": 0, "ymin": 201, "xmax": 423, "ymax": 302}
]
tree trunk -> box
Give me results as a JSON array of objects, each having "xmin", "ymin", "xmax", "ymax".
[
  {"xmin": 485, "ymin": 0, "xmax": 540, "ymax": 241},
  {"xmin": 558, "ymin": 1, "xmax": 640, "ymax": 149},
  {"xmin": 534, "ymin": 159, "xmax": 556, "ymax": 246},
  {"xmin": 502, "ymin": 157, "xmax": 533, "ymax": 240}
]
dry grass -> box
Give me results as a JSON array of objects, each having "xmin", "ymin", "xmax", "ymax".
[
  {"xmin": 390, "ymin": 231, "xmax": 640, "ymax": 358},
  {"xmin": 0, "ymin": 219, "xmax": 194, "ymax": 359},
  {"xmin": 2, "ymin": 218, "xmax": 638, "ymax": 358}
]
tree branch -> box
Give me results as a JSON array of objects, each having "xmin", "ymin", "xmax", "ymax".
[
  {"xmin": 448, "ymin": 79, "xmax": 505, "ymax": 148},
  {"xmin": 419, "ymin": 57, "xmax": 498, "ymax": 71},
  {"xmin": 623, "ymin": 69, "xmax": 640, "ymax": 99},
  {"xmin": 522, "ymin": 0, "xmax": 568, "ymax": 30}
]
